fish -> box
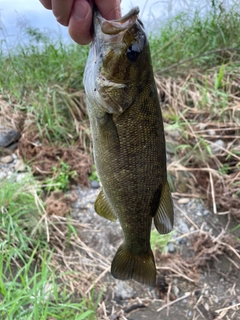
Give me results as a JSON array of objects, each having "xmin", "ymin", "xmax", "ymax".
[{"xmin": 83, "ymin": 7, "xmax": 174, "ymax": 286}]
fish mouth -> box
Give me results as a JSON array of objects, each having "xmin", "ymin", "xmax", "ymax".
[
  {"xmin": 93, "ymin": 7, "xmax": 140, "ymax": 47},
  {"xmin": 97, "ymin": 7, "xmax": 140, "ymax": 35},
  {"xmin": 91, "ymin": 7, "xmax": 141, "ymax": 78}
]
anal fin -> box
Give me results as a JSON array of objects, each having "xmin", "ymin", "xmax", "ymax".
[
  {"xmin": 94, "ymin": 189, "xmax": 117, "ymax": 222},
  {"xmin": 154, "ymin": 180, "xmax": 174, "ymax": 234}
]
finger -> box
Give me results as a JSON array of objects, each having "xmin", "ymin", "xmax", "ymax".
[
  {"xmin": 39, "ymin": 0, "xmax": 52, "ymax": 10},
  {"xmin": 51, "ymin": 0, "xmax": 75, "ymax": 26},
  {"xmin": 69, "ymin": 0, "xmax": 93, "ymax": 45},
  {"xmin": 95, "ymin": 0, "xmax": 121, "ymax": 20}
]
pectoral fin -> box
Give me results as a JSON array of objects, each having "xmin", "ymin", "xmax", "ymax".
[
  {"xmin": 97, "ymin": 112, "xmax": 120, "ymax": 149},
  {"xmin": 94, "ymin": 189, "xmax": 117, "ymax": 222},
  {"xmin": 154, "ymin": 180, "xmax": 174, "ymax": 234}
]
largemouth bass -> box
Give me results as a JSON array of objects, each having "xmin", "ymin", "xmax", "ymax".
[{"xmin": 84, "ymin": 7, "xmax": 174, "ymax": 286}]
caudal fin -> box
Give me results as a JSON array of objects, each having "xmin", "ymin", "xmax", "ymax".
[{"xmin": 111, "ymin": 244, "xmax": 156, "ymax": 286}]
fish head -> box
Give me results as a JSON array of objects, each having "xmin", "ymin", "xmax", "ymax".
[{"xmin": 84, "ymin": 7, "xmax": 152, "ymax": 115}]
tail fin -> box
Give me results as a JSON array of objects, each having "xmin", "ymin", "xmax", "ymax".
[{"xmin": 111, "ymin": 244, "xmax": 156, "ymax": 286}]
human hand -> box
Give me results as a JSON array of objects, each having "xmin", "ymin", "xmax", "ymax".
[{"xmin": 39, "ymin": 0, "xmax": 121, "ymax": 45}]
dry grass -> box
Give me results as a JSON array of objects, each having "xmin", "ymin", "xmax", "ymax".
[
  {"xmin": 155, "ymin": 70, "xmax": 240, "ymax": 222},
  {"xmin": 0, "ymin": 96, "xmax": 25, "ymax": 131},
  {"xmin": 0, "ymin": 90, "xmax": 93, "ymax": 189}
]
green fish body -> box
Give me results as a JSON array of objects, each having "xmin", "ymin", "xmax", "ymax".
[{"xmin": 84, "ymin": 7, "xmax": 174, "ymax": 286}]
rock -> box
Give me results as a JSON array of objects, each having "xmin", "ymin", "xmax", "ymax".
[
  {"xmin": 204, "ymin": 225, "xmax": 210, "ymax": 231},
  {"xmin": 178, "ymin": 198, "xmax": 190, "ymax": 204},
  {"xmin": 0, "ymin": 130, "xmax": 21, "ymax": 148},
  {"xmin": 208, "ymin": 129, "xmax": 216, "ymax": 136},
  {"xmin": 0, "ymin": 172, "xmax": 7, "ymax": 180},
  {"xmin": 167, "ymin": 242, "xmax": 176, "ymax": 253},
  {"xmin": 15, "ymin": 159, "xmax": 26, "ymax": 172},
  {"xmin": 114, "ymin": 281, "xmax": 137, "ymax": 301},
  {"xmin": 204, "ymin": 289, "xmax": 209, "ymax": 297},
  {"xmin": 199, "ymin": 123, "xmax": 207, "ymax": 130},
  {"xmin": 196, "ymin": 211, "xmax": 202, "ymax": 216},
  {"xmin": 177, "ymin": 238, "xmax": 187, "ymax": 245},
  {"xmin": 90, "ymin": 180, "xmax": 100, "ymax": 189},
  {"xmin": 166, "ymin": 128, "xmax": 181, "ymax": 138},
  {"xmin": 177, "ymin": 220, "xmax": 189, "ymax": 234},
  {"xmin": 203, "ymin": 209, "xmax": 210, "ymax": 216},
  {"xmin": 7, "ymin": 142, "xmax": 19, "ymax": 151},
  {"xmin": 0, "ymin": 155, "xmax": 14, "ymax": 163},
  {"xmin": 211, "ymin": 139, "xmax": 225, "ymax": 154},
  {"xmin": 16, "ymin": 173, "xmax": 26, "ymax": 182},
  {"xmin": 7, "ymin": 171, "xmax": 13, "ymax": 179},
  {"xmin": 172, "ymin": 285, "xmax": 180, "ymax": 297},
  {"xmin": 12, "ymin": 153, "xmax": 17, "ymax": 160}
]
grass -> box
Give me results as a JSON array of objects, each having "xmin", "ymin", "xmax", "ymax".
[
  {"xmin": 0, "ymin": 1, "xmax": 240, "ymax": 318},
  {"xmin": 0, "ymin": 28, "xmax": 89, "ymax": 95},
  {"xmin": 0, "ymin": 176, "xmax": 100, "ymax": 319},
  {"xmin": 1, "ymin": 28, "xmax": 90, "ymax": 148},
  {"xmin": 150, "ymin": 1, "xmax": 240, "ymax": 73},
  {"xmin": 45, "ymin": 160, "xmax": 78, "ymax": 193},
  {"xmin": 151, "ymin": 230, "xmax": 174, "ymax": 253}
]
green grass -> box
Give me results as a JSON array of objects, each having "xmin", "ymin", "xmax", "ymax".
[
  {"xmin": 151, "ymin": 230, "xmax": 174, "ymax": 253},
  {"xmin": 89, "ymin": 165, "xmax": 100, "ymax": 183},
  {"xmin": 150, "ymin": 1, "xmax": 240, "ymax": 72},
  {"xmin": 0, "ymin": 28, "xmax": 89, "ymax": 96},
  {"xmin": 1, "ymin": 28, "xmax": 90, "ymax": 147},
  {"xmin": 0, "ymin": 175, "xmax": 99, "ymax": 319},
  {"xmin": 45, "ymin": 160, "xmax": 78, "ymax": 193}
]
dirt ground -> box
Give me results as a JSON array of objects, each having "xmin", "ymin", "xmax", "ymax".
[{"xmin": 72, "ymin": 186, "xmax": 240, "ymax": 320}]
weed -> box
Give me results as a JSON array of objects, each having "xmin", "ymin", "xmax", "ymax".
[
  {"xmin": 45, "ymin": 160, "xmax": 77, "ymax": 193},
  {"xmin": 0, "ymin": 176, "xmax": 99, "ymax": 319},
  {"xmin": 89, "ymin": 165, "xmax": 100, "ymax": 182},
  {"xmin": 1, "ymin": 27, "xmax": 89, "ymax": 147},
  {"xmin": 151, "ymin": 230, "xmax": 173, "ymax": 253},
  {"xmin": 150, "ymin": 1, "xmax": 240, "ymax": 73}
]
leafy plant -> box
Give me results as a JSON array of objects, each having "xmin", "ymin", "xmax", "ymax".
[
  {"xmin": 89, "ymin": 165, "xmax": 100, "ymax": 182},
  {"xmin": 151, "ymin": 230, "xmax": 174, "ymax": 253},
  {"xmin": 45, "ymin": 161, "xmax": 77, "ymax": 193}
]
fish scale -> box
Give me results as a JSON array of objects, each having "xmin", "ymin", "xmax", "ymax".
[{"xmin": 84, "ymin": 7, "xmax": 174, "ymax": 286}]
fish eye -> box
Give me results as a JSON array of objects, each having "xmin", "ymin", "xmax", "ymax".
[{"xmin": 126, "ymin": 44, "xmax": 141, "ymax": 62}]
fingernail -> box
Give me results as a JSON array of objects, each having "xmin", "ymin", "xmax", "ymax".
[{"xmin": 73, "ymin": 1, "xmax": 88, "ymax": 21}]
